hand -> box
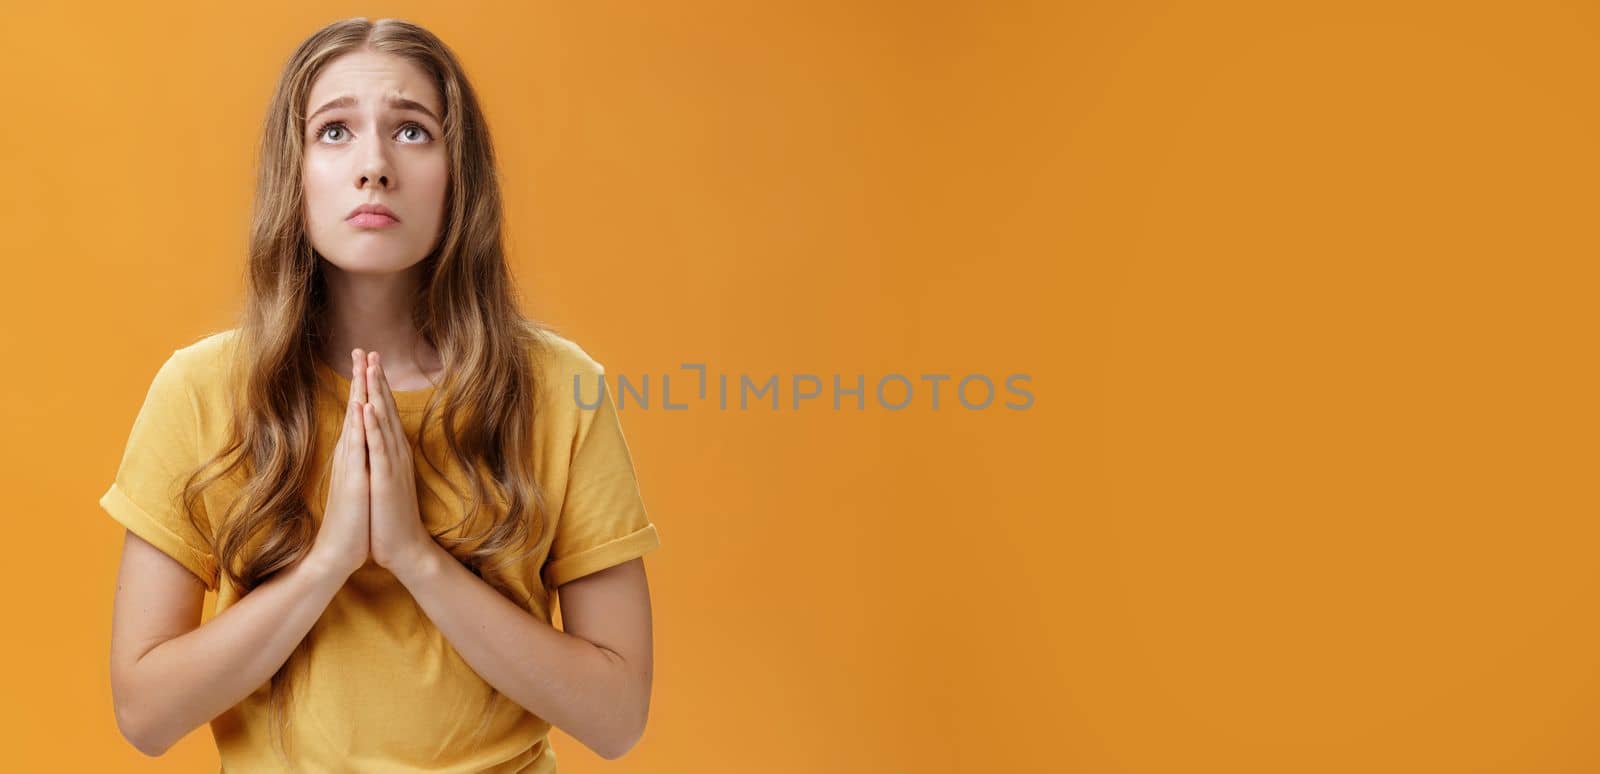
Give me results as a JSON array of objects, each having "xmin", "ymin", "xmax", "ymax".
[
  {"xmin": 362, "ymin": 351, "xmax": 436, "ymax": 574},
  {"xmin": 308, "ymin": 348, "xmax": 372, "ymax": 580}
]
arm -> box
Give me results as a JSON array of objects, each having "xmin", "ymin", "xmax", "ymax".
[
  {"xmin": 109, "ymin": 531, "xmax": 350, "ymax": 757},
  {"xmin": 391, "ymin": 545, "xmax": 655, "ymax": 760}
]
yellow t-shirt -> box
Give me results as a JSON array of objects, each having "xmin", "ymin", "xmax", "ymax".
[{"xmin": 99, "ymin": 327, "xmax": 661, "ymax": 773}]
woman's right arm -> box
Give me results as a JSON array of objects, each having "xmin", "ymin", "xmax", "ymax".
[
  {"xmin": 109, "ymin": 350, "xmax": 373, "ymax": 756},
  {"xmin": 108, "ymin": 534, "xmax": 352, "ymax": 757}
]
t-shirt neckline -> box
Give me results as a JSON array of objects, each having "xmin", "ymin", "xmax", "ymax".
[{"xmin": 314, "ymin": 357, "xmax": 435, "ymax": 414}]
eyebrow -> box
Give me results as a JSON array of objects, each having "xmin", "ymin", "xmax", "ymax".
[{"xmin": 307, "ymin": 94, "xmax": 441, "ymax": 126}]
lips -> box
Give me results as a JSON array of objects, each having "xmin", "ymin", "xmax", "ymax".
[{"xmin": 346, "ymin": 202, "xmax": 400, "ymax": 228}]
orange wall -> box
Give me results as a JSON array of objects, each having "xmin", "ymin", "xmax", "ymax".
[{"xmin": 5, "ymin": 2, "xmax": 1599, "ymax": 772}]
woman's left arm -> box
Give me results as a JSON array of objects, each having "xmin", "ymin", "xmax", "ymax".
[
  {"xmin": 393, "ymin": 546, "xmax": 653, "ymax": 761},
  {"xmin": 357, "ymin": 352, "xmax": 653, "ymax": 761}
]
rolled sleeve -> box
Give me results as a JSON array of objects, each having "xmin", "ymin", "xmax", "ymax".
[
  {"xmin": 541, "ymin": 366, "xmax": 661, "ymax": 589},
  {"xmin": 101, "ymin": 481, "xmax": 219, "ymax": 590},
  {"xmin": 100, "ymin": 350, "xmax": 219, "ymax": 591}
]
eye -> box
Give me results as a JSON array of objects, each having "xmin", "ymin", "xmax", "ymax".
[
  {"xmin": 398, "ymin": 122, "xmax": 433, "ymax": 143},
  {"xmin": 313, "ymin": 120, "xmax": 348, "ymax": 143}
]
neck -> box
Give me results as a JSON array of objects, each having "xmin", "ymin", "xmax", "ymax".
[{"xmin": 317, "ymin": 261, "xmax": 442, "ymax": 384}]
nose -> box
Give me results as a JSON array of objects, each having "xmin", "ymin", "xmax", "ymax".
[{"xmin": 356, "ymin": 138, "xmax": 392, "ymax": 189}]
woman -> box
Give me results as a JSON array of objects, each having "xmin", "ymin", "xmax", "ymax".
[{"xmin": 100, "ymin": 17, "xmax": 660, "ymax": 772}]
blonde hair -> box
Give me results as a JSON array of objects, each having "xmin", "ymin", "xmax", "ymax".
[{"xmin": 177, "ymin": 16, "xmax": 549, "ymax": 763}]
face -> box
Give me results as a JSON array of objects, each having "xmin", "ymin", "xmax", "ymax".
[{"xmin": 301, "ymin": 49, "xmax": 448, "ymax": 274}]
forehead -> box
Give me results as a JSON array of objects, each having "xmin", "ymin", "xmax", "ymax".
[{"xmin": 306, "ymin": 49, "xmax": 441, "ymax": 115}]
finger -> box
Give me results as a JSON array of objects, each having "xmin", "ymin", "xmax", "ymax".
[
  {"xmin": 363, "ymin": 401, "xmax": 387, "ymax": 474},
  {"xmin": 329, "ymin": 400, "xmax": 349, "ymax": 489},
  {"xmin": 335, "ymin": 399, "xmax": 354, "ymax": 472},
  {"xmin": 348, "ymin": 349, "xmax": 363, "ymax": 401},
  {"xmin": 337, "ymin": 397, "xmax": 354, "ymax": 452},
  {"xmin": 330, "ymin": 399, "xmax": 351, "ymax": 478},
  {"xmin": 352, "ymin": 348, "xmax": 368, "ymax": 404},
  {"xmin": 374, "ymin": 351, "xmax": 396, "ymax": 405},
  {"xmin": 367, "ymin": 353, "xmax": 398, "ymax": 450},
  {"xmin": 346, "ymin": 399, "xmax": 367, "ymax": 472},
  {"xmin": 377, "ymin": 353, "xmax": 411, "ymax": 461}
]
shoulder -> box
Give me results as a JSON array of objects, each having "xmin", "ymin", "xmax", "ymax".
[
  {"xmin": 527, "ymin": 324, "xmax": 608, "ymax": 386},
  {"xmin": 131, "ymin": 328, "xmax": 241, "ymax": 429},
  {"xmin": 524, "ymin": 326, "xmax": 620, "ymax": 435},
  {"xmin": 120, "ymin": 328, "xmax": 239, "ymax": 438},
  {"xmin": 160, "ymin": 328, "xmax": 241, "ymax": 394}
]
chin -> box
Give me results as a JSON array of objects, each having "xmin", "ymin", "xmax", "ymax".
[{"xmin": 322, "ymin": 252, "xmax": 423, "ymax": 274}]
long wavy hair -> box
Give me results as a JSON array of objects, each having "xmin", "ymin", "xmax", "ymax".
[{"xmin": 175, "ymin": 17, "xmax": 550, "ymax": 763}]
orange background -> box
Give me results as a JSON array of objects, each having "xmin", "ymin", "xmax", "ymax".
[{"xmin": 3, "ymin": 1, "xmax": 1597, "ymax": 772}]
